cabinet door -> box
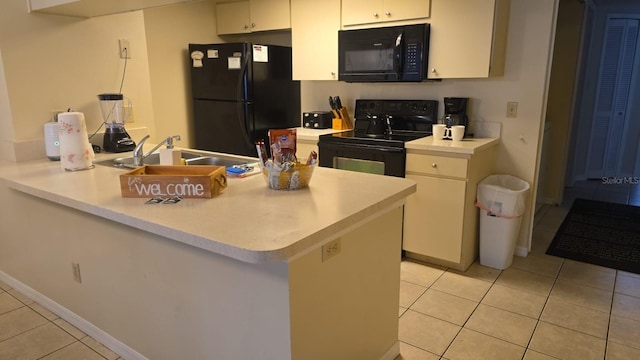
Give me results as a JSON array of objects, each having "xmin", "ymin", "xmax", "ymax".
[
  {"xmin": 216, "ymin": 1, "xmax": 251, "ymax": 35},
  {"xmin": 342, "ymin": 0, "xmax": 383, "ymax": 26},
  {"xmin": 342, "ymin": 0, "xmax": 430, "ymax": 26},
  {"xmin": 296, "ymin": 140, "xmax": 318, "ymax": 162},
  {"xmin": 427, "ymin": 0, "xmax": 496, "ymax": 78},
  {"xmin": 385, "ymin": 0, "xmax": 430, "ymax": 23},
  {"xmin": 403, "ymin": 174, "xmax": 466, "ymax": 263},
  {"xmin": 291, "ymin": 0, "xmax": 340, "ymax": 80},
  {"xmin": 249, "ymin": 0, "xmax": 291, "ymax": 32}
]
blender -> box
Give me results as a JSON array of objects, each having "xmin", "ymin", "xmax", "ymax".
[{"xmin": 98, "ymin": 93, "xmax": 136, "ymax": 152}]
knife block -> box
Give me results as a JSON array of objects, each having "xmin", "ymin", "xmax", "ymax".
[{"xmin": 332, "ymin": 107, "xmax": 353, "ymax": 130}]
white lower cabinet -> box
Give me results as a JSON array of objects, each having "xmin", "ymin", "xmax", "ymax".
[
  {"xmin": 403, "ymin": 148, "xmax": 496, "ymax": 271},
  {"xmin": 404, "ymin": 174, "xmax": 466, "ymax": 263}
]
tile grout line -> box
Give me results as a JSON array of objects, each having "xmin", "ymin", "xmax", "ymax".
[
  {"xmin": 437, "ymin": 267, "xmax": 505, "ymax": 358},
  {"xmin": 517, "ymin": 257, "xmax": 566, "ymax": 359},
  {"xmin": 1, "ymin": 290, "xmax": 114, "ymax": 360},
  {"xmin": 603, "ymin": 272, "xmax": 619, "ymax": 358}
]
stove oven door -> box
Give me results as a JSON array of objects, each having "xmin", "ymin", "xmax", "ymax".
[{"xmin": 318, "ymin": 142, "xmax": 406, "ymax": 177}]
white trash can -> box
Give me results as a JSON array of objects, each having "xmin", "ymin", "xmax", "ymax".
[{"xmin": 476, "ymin": 175, "xmax": 530, "ymax": 270}]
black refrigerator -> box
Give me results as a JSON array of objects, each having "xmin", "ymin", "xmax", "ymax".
[{"xmin": 188, "ymin": 42, "xmax": 301, "ymax": 157}]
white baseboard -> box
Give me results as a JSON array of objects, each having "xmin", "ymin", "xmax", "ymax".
[
  {"xmin": 514, "ymin": 246, "xmax": 529, "ymax": 257},
  {"xmin": 0, "ymin": 270, "xmax": 147, "ymax": 360},
  {"xmin": 380, "ymin": 341, "xmax": 400, "ymax": 360}
]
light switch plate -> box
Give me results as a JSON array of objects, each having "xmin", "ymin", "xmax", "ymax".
[{"xmin": 507, "ymin": 102, "xmax": 518, "ymax": 118}]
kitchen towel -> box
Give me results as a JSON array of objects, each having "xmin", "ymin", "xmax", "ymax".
[{"xmin": 58, "ymin": 111, "xmax": 94, "ymax": 171}]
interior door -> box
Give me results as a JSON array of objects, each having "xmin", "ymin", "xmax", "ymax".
[{"xmin": 586, "ymin": 18, "xmax": 640, "ymax": 178}]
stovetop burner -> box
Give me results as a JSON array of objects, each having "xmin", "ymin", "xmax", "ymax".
[{"xmin": 319, "ymin": 99, "xmax": 438, "ymax": 147}]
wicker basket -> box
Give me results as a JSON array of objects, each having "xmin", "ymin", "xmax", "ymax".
[{"xmin": 261, "ymin": 162, "xmax": 315, "ymax": 190}]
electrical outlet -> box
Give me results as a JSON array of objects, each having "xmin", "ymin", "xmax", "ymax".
[
  {"xmin": 322, "ymin": 239, "xmax": 341, "ymax": 262},
  {"xmin": 507, "ymin": 101, "xmax": 519, "ymax": 118},
  {"xmin": 50, "ymin": 109, "xmax": 65, "ymax": 122},
  {"xmin": 119, "ymin": 39, "xmax": 131, "ymax": 59},
  {"xmin": 72, "ymin": 262, "xmax": 82, "ymax": 283}
]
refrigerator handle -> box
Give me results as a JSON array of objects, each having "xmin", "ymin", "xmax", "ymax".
[
  {"xmin": 238, "ymin": 101, "xmax": 254, "ymax": 150},
  {"xmin": 236, "ymin": 45, "xmax": 254, "ymax": 151},
  {"xmin": 238, "ymin": 44, "xmax": 251, "ymax": 103}
]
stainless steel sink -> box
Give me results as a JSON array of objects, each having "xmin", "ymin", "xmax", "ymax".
[
  {"xmin": 185, "ymin": 156, "xmax": 249, "ymax": 167},
  {"xmin": 94, "ymin": 151, "xmax": 249, "ymax": 169}
]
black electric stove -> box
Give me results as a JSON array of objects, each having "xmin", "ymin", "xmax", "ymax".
[{"xmin": 318, "ymin": 99, "xmax": 438, "ymax": 177}]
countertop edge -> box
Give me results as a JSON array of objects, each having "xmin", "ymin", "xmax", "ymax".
[
  {"xmin": 1, "ymin": 158, "xmax": 415, "ymax": 265},
  {"xmin": 405, "ymin": 137, "xmax": 500, "ymax": 154}
]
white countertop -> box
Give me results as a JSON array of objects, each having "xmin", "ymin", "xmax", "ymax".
[
  {"xmin": 406, "ymin": 136, "xmax": 499, "ymax": 155},
  {"xmin": 295, "ymin": 127, "xmax": 347, "ymax": 141},
  {"xmin": 0, "ymin": 152, "xmax": 415, "ymax": 264}
]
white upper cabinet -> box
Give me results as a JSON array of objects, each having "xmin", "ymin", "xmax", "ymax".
[
  {"xmin": 291, "ymin": 0, "xmax": 340, "ymax": 80},
  {"xmin": 28, "ymin": 0, "xmax": 194, "ymax": 17},
  {"xmin": 216, "ymin": 1, "xmax": 251, "ymax": 34},
  {"xmin": 216, "ymin": 0, "xmax": 291, "ymax": 35},
  {"xmin": 341, "ymin": 0, "xmax": 430, "ymax": 27},
  {"xmin": 427, "ymin": 0, "xmax": 511, "ymax": 79}
]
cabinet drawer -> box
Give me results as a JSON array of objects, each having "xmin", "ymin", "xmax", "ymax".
[{"xmin": 406, "ymin": 153, "xmax": 468, "ymax": 178}]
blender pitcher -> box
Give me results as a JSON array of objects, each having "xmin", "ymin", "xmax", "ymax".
[{"xmin": 98, "ymin": 93, "xmax": 136, "ymax": 152}]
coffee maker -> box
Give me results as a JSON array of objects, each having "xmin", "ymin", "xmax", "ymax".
[
  {"xmin": 98, "ymin": 93, "xmax": 136, "ymax": 153},
  {"xmin": 441, "ymin": 97, "xmax": 470, "ymax": 137}
]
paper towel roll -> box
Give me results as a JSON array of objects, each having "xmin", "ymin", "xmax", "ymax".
[{"xmin": 58, "ymin": 112, "xmax": 95, "ymax": 171}]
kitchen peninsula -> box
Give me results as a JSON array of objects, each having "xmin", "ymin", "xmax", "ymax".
[{"xmin": 0, "ymin": 152, "xmax": 415, "ymax": 360}]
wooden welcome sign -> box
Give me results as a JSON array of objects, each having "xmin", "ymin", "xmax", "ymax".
[{"xmin": 120, "ymin": 165, "xmax": 227, "ymax": 199}]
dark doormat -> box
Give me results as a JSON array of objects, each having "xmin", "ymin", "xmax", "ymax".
[{"xmin": 546, "ymin": 198, "xmax": 640, "ymax": 274}]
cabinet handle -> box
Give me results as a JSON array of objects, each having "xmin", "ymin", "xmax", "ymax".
[
  {"xmin": 431, "ymin": 163, "xmax": 437, "ymax": 168},
  {"xmin": 244, "ymin": 24, "xmax": 249, "ymax": 29},
  {"xmin": 251, "ymin": 23, "xmax": 256, "ymax": 28},
  {"xmin": 330, "ymin": 71, "xmax": 336, "ymax": 76},
  {"xmin": 385, "ymin": 11, "xmax": 391, "ymax": 16},
  {"xmin": 373, "ymin": 12, "xmax": 378, "ymax": 17},
  {"xmin": 431, "ymin": 68, "xmax": 437, "ymax": 73}
]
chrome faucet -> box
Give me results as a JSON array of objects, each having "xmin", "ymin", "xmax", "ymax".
[{"xmin": 132, "ymin": 135, "xmax": 181, "ymax": 166}]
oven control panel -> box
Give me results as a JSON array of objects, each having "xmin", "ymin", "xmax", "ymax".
[{"xmin": 354, "ymin": 99, "xmax": 439, "ymax": 132}]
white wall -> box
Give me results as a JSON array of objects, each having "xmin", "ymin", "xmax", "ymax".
[
  {"xmin": 544, "ymin": 0, "xmax": 585, "ymax": 205},
  {"xmin": 0, "ymin": 0, "xmax": 155, "ymax": 161},
  {"xmin": 143, "ymin": 0, "xmax": 291, "ymax": 148},
  {"xmin": 300, "ymin": 0, "xmax": 559, "ymax": 252},
  {"xmin": 0, "ymin": 49, "xmax": 15, "ymax": 160},
  {"xmin": 143, "ymin": 0, "xmax": 219, "ymax": 148}
]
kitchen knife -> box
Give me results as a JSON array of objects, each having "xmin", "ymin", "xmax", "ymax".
[
  {"xmin": 334, "ymin": 96, "xmax": 343, "ymax": 110},
  {"xmin": 329, "ymin": 96, "xmax": 341, "ymax": 118}
]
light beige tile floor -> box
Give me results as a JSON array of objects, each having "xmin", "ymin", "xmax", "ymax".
[
  {"xmin": 397, "ymin": 180, "xmax": 640, "ymax": 360},
  {"xmin": 1, "ymin": 180, "xmax": 639, "ymax": 359},
  {"xmin": 0, "ymin": 280, "xmax": 121, "ymax": 360}
]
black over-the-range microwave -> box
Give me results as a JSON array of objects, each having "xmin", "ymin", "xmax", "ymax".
[{"xmin": 338, "ymin": 23, "xmax": 430, "ymax": 82}]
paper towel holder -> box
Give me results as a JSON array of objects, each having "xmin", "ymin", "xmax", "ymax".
[{"xmin": 58, "ymin": 111, "xmax": 95, "ymax": 171}]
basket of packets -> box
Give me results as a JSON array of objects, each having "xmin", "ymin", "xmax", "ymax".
[{"xmin": 257, "ymin": 129, "xmax": 317, "ymax": 190}]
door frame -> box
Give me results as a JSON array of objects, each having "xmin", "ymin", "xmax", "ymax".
[{"xmin": 567, "ymin": 5, "xmax": 640, "ymax": 184}]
